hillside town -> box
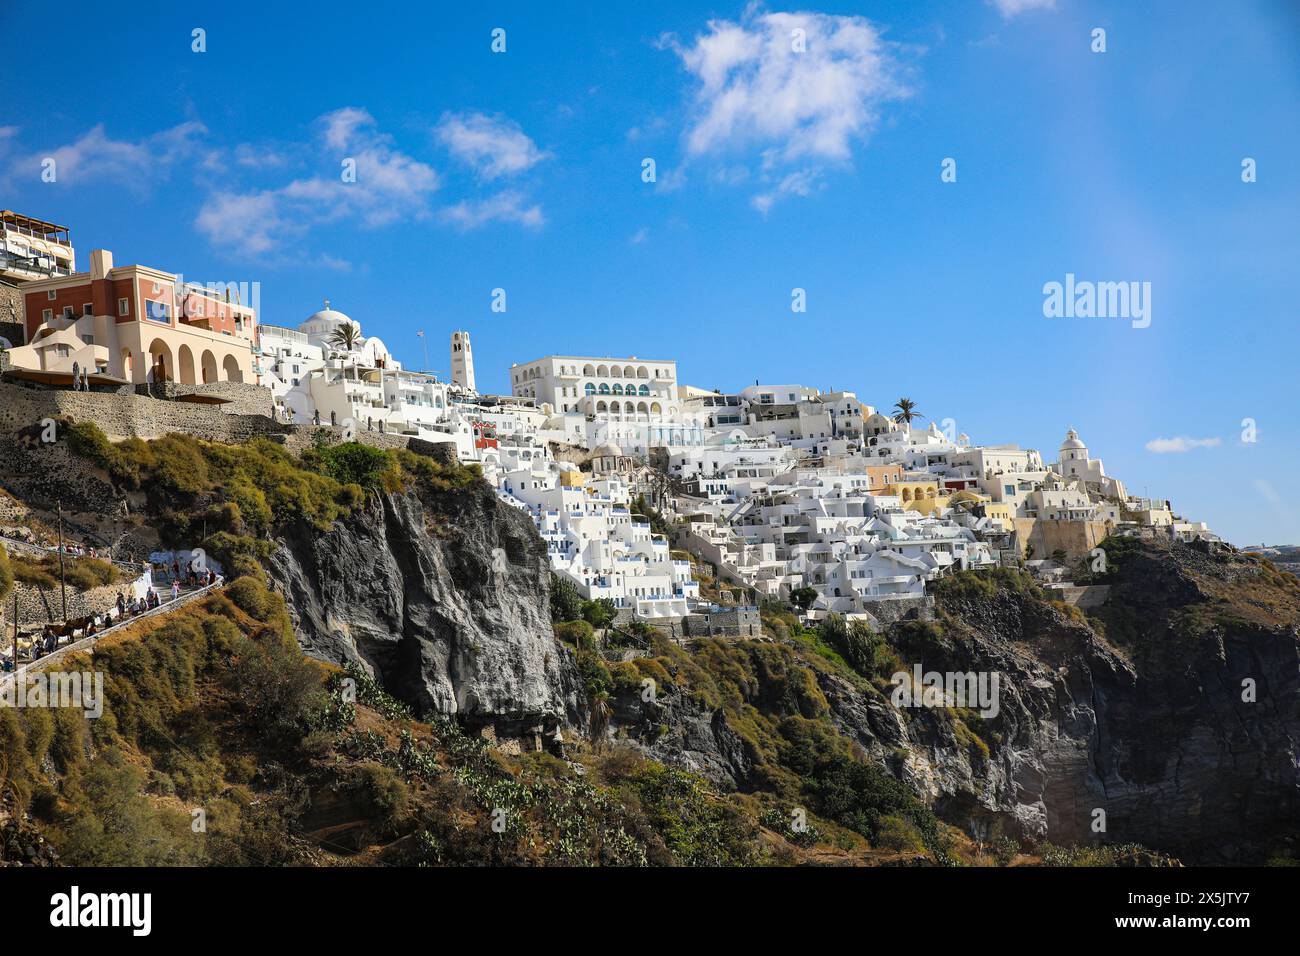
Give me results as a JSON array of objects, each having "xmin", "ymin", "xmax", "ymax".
[{"xmin": 1, "ymin": 210, "xmax": 1222, "ymax": 631}]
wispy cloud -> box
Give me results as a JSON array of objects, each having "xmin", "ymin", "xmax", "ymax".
[
  {"xmin": 988, "ymin": 0, "xmax": 1056, "ymax": 19},
  {"xmin": 1145, "ymin": 436, "xmax": 1222, "ymax": 454},
  {"xmin": 443, "ymin": 191, "xmax": 544, "ymax": 231},
  {"xmin": 195, "ymin": 107, "xmax": 440, "ymax": 254},
  {"xmin": 4, "ymin": 121, "xmax": 206, "ymax": 193},
  {"xmin": 436, "ymin": 111, "xmax": 549, "ymax": 180},
  {"xmin": 752, "ymin": 167, "xmax": 822, "ymax": 214},
  {"xmin": 661, "ymin": 6, "xmax": 911, "ymax": 211}
]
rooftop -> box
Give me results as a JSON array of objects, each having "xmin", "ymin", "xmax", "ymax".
[{"xmin": 0, "ymin": 210, "xmax": 71, "ymax": 241}]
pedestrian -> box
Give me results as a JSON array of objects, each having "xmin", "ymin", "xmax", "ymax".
[
  {"xmin": 171, "ymin": 580, "xmax": 180, "ymax": 602},
  {"xmin": 116, "ymin": 591, "xmax": 125, "ymax": 616}
]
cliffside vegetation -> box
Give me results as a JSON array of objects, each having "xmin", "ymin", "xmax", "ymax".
[
  {"xmin": 13, "ymin": 423, "xmax": 1298, "ymax": 865},
  {"xmin": 1, "ymin": 573, "xmax": 856, "ymax": 866},
  {"xmin": 63, "ymin": 421, "xmax": 480, "ymax": 579}
]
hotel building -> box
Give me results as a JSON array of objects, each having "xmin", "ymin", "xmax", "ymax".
[{"xmin": 9, "ymin": 248, "xmax": 257, "ymax": 386}]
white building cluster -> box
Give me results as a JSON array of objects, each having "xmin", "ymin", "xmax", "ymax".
[
  {"xmin": 488, "ymin": 357, "xmax": 1219, "ymax": 624},
  {"xmin": 165, "ymin": 300, "xmax": 1222, "ymax": 624}
]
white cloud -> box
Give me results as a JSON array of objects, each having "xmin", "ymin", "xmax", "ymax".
[
  {"xmin": 667, "ymin": 9, "xmax": 909, "ymax": 164},
  {"xmin": 195, "ymin": 107, "xmax": 440, "ymax": 251},
  {"xmin": 662, "ymin": 7, "xmax": 909, "ymax": 211},
  {"xmin": 629, "ymin": 227, "xmax": 649, "ymax": 244},
  {"xmin": 7, "ymin": 121, "xmax": 206, "ymax": 192},
  {"xmin": 1145, "ymin": 436, "xmax": 1222, "ymax": 454},
  {"xmin": 195, "ymin": 190, "xmax": 288, "ymax": 255},
  {"xmin": 752, "ymin": 167, "xmax": 822, "ymax": 213},
  {"xmin": 322, "ymin": 107, "xmax": 374, "ymax": 151},
  {"xmin": 988, "ymin": 0, "xmax": 1056, "ymax": 19},
  {"xmin": 442, "ymin": 191, "xmax": 544, "ymax": 231},
  {"xmin": 234, "ymin": 143, "xmax": 290, "ymax": 168},
  {"xmin": 436, "ymin": 111, "xmax": 549, "ymax": 180}
]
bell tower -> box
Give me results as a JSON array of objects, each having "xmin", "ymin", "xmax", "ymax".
[{"xmin": 451, "ymin": 330, "xmax": 475, "ymax": 392}]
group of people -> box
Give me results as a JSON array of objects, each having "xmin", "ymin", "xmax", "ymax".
[
  {"xmin": 56, "ymin": 541, "xmax": 101, "ymax": 558},
  {"xmin": 156, "ymin": 559, "xmax": 218, "ymax": 590}
]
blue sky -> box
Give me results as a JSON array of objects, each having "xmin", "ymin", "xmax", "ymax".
[{"xmin": 2, "ymin": 0, "xmax": 1297, "ymax": 545}]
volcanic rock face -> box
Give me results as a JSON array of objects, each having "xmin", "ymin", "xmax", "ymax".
[
  {"xmin": 609, "ymin": 543, "xmax": 1299, "ymax": 863},
  {"xmin": 268, "ymin": 476, "xmax": 1297, "ymax": 861},
  {"xmin": 268, "ymin": 485, "xmax": 583, "ymax": 742}
]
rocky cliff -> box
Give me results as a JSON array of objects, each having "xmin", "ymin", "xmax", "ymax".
[
  {"xmin": 268, "ymin": 482, "xmax": 584, "ymax": 746},
  {"xmin": 602, "ymin": 542, "xmax": 1300, "ymax": 864}
]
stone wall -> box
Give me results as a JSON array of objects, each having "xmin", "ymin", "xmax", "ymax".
[
  {"xmin": 0, "ymin": 382, "xmax": 457, "ymax": 462},
  {"xmin": 682, "ymin": 607, "xmax": 762, "ymax": 637},
  {"xmin": 0, "ymin": 280, "xmax": 23, "ymax": 345},
  {"xmin": 1012, "ymin": 517, "xmax": 1110, "ymax": 564},
  {"xmin": 139, "ymin": 380, "xmax": 276, "ymax": 417},
  {"xmin": 9, "ymin": 580, "xmax": 125, "ymax": 626},
  {"xmin": 1047, "ymin": 584, "xmax": 1111, "ymax": 610},
  {"xmin": 859, "ymin": 594, "xmax": 935, "ymax": 630}
]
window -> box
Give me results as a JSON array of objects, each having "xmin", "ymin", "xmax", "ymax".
[
  {"xmin": 83, "ymin": 334, "xmax": 94, "ymax": 346},
  {"xmin": 83, "ymin": 303, "xmax": 93, "ymax": 316},
  {"xmin": 42, "ymin": 308, "xmax": 52, "ymax": 322},
  {"xmin": 62, "ymin": 306, "xmax": 74, "ymax": 319},
  {"xmin": 118, "ymin": 298, "xmax": 129, "ymax": 316},
  {"xmin": 47, "ymin": 290, "xmax": 56, "ymax": 300}
]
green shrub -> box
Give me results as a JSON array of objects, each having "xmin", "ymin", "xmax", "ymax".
[
  {"xmin": 582, "ymin": 598, "xmax": 617, "ymax": 629},
  {"xmin": 225, "ymin": 575, "xmax": 278, "ymax": 621},
  {"xmin": 550, "ymin": 574, "xmax": 583, "ymax": 622},
  {"xmin": 875, "ymin": 814, "xmax": 927, "ymax": 853},
  {"xmin": 554, "ymin": 619, "xmax": 595, "ymax": 648}
]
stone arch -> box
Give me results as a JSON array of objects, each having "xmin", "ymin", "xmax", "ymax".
[
  {"xmin": 222, "ymin": 354, "xmax": 243, "ymax": 382},
  {"xmin": 623, "ymin": 365, "xmax": 635, "ymax": 378},
  {"xmin": 650, "ymin": 402, "xmax": 662, "ymax": 415},
  {"xmin": 147, "ymin": 339, "xmax": 173, "ymax": 382},
  {"xmin": 120, "ymin": 348, "xmax": 136, "ymax": 381},
  {"xmin": 597, "ymin": 364, "xmax": 609, "ymax": 377},
  {"xmin": 637, "ymin": 367, "xmax": 649, "ymax": 379},
  {"xmin": 583, "ymin": 363, "xmax": 595, "ymax": 376},
  {"xmin": 177, "ymin": 344, "xmax": 197, "ymax": 385},
  {"xmin": 200, "ymin": 350, "xmax": 218, "ymax": 384},
  {"xmin": 636, "ymin": 401, "xmax": 648, "ymax": 414},
  {"xmin": 596, "ymin": 400, "xmax": 608, "ymax": 413}
]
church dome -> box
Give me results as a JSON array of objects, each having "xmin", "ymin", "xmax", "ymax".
[
  {"xmin": 299, "ymin": 299, "xmax": 358, "ymax": 335},
  {"xmin": 593, "ymin": 443, "xmax": 623, "ymax": 458},
  {"xmin": 1060, "ymin": 427, "xmax": 1087, "ymax": 451}
]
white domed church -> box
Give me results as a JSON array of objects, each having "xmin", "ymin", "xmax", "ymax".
[{"xmin": 1052, "ymin": 427, "xmax": 1126, "ymax": 499}]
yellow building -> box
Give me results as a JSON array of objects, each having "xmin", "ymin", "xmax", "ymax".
[
  {"xmin": 559, "ymin": 469, "xmax": 587, "ymax": 488},
  {"xmin": 886, "ymin": 479, "xmax": 951, "ymax": 516}
]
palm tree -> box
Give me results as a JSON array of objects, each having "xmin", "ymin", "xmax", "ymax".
[
  {"xmin": 892, "ymin": 397, "xmax": 923, "ymax": 425},
  {"xmin": 328, "ymin": 323, "xmax": 361, "ymax": 354},
  {"xmin": 328, "ymin": 323, "xmax": 361, "ymax": 381}
]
